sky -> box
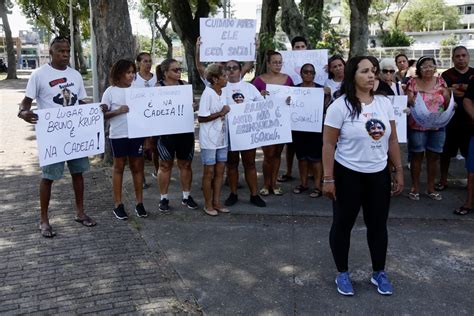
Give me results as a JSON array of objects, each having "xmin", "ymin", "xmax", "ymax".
[{"xmin": 7, "ymin": 0, "xmax": 262, "ymax": 37}]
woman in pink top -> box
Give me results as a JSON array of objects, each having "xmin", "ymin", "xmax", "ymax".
[
  {"xmin": 406, "ymin": 56, "xmax": 451, "ymax": 201},
  {"xmin": 252, "ymin": 50, "xmax": 294, "ymax": 196}
]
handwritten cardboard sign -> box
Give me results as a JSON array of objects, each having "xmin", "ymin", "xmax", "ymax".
[
  {"xmin": 200, "ymin": 18, "xmax": 256, "ymax": 62},
  {"xmin": 388, "ymin": 95, "xmax": 408, "ymax": 143},
  {"xmin": 411, "ymin": 92, "xmax": 455, "ymax": 129},
  {"xmin": 126, "ymin": 85, "xmax": 195, "ymax": 138},
  {"xmin": 266, "ymin": 84, "xmax": 324, "ymax": 132},
  {"xmin": 35, "ymin": 103, "xmax": 105, "ymax": 167},
  {"xmin": 279, "ymin": 49, "xmax": 328, "ymax": 86},
  {"xmin": 227, "ymin": 99, "xmax": 292, "ymax": 151}
]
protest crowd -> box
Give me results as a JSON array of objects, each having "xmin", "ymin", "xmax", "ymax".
[{"xmin": 16, "ymin": 20, "xmax": 474, "ymax": 297}]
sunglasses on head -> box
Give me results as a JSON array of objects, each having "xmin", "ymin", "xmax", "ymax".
[
  {"xmin": 382, "ymin": 69, "xmax": 395, "ymax": 74},
  {"xmin": 170, "ymin": 67, "xmax": 183, "ymax": 73},
  {"xmin": 302, "ymin": 70, "xmax": 315, "ymax": 75},
  {"xmin": 226, "ymin": 65, "xmax": 240, "ymax": 71}
]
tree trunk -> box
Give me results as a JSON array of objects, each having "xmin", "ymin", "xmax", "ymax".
[
  {"xmin": 300, "ymin": 0, "xmax": 324, "ymax": 44},
  {"xmin": 349, "ymin": 0, "xmax": 371, "ymax": 58},
  {"xmin": 0, "ymin": 0, "xmax": 17, "ymax": 79},
  {"xmin": 154, "ymin": 13, "xmax": 173, "ymax": 59},
  {"xmin": 91, "ymin": 0, "xmax": 135, "ymax": 164},
  {"xmin": 280, "ymin": 0, "xmax": 308, "ymax": 45},
  {"xmin": 73, "ymin": 12, "xmax": 87, "ymax": 74},
  {"xmin": 169, "ymin": 0, "xmax": 210, "ymax": 91},
  {"xmin": 256, "ymin": 0, "xmax": 279, "ymax": 76}
]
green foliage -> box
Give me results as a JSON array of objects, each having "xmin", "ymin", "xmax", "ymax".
[
  {"xmin": 439, "ymin": 34, "xmax": 459, "ymax": 58},
  {"xmin": 397, "ymin": 0, "xmax": 460, "ymax": 32},
  {"xmin": 380, "ymin": 28, "xmax": 413, "ymax": 47},
  {"xmin": 313, "ymin": 9, "xmax": 343, "ymax": 55},
  {"xmin": 136, "ymin": 35, "xmax": 168, "ymax": 57}
]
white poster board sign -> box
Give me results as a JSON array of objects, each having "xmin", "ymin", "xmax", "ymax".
[
  {"xmin": 411, "ymin": 92, "xmax": 455, "ymax": 129},
  {"xmin": 266, "ymin": 84, "xmax": 324, "ymax": 132},
  {"xmin": 35, "ymin": 103, "xmax": 105, "ymax": 167},
  {"xmin": 279, "ymin": 49, "xmax": 328, "ymax": 86},
  {"xmin": 126, "ymin": 85, "xmax": 195, "ymax": 138},
  {"xmin": 200, "ymin": 18, "xmax": 256, "ymax": 62},
  {"xmin": 389, "ymin": 95, "xmax": 408, "ymax": 143},
  {"xmin": 227, "ymin": 99, "xmax": 292, "ymax": 151}
]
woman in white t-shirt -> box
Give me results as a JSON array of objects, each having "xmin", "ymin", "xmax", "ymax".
[
  {"xmin": 324, "ymin": 55, "xmax": 345, "ymax": 101},
  {"xmin": 322, "ymin": 56, "xmax": 404, "ymax": 297},
  {"xmin": 223, "ymin": 60, "xmax": 266, "ymax": 208},
  {"xmin": 198, "ymin": 64, "xmax": 231, "ymax": 216},
  {"xmin": 101, "ymin": 59, "xmax": 148, "ymax": 220}
]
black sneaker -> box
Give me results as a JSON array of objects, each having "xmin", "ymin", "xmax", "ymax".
[
  {"xmin": 135, "ymin": 203, "xmax": 148, "ymax": 218},
  {"xmin": 225, "ymin": 192, "xmax": 238, "ymax": 206},
  {"xmin": 250, "ymin": 195, "xmax": 266, "ymax": 207},
  {"xmin": 159, "ymin": 198, "xmax": 170, "ymax": 214},
  {"xmin": 182, "ymin": 196, "xmax": 198, "ymax": 209},
  {"xmin": 113, "ymin": 203, "xmax": 128, "ymax": 220}
]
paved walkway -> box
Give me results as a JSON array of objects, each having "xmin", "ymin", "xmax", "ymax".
[{"xmin": 1, "ymin": 78, "xmax": 473, "ymax": 315}]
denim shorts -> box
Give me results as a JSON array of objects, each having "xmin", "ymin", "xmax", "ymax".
[
  {"xmin": 466, "ymin": 137, "xmax": 474, "ymax": 173},
  {"xmin": 408, "ymin": 128, "xmax": 446, "ymax": 153},
  {"xmin": 201, "ymin": 147, "xmax": 228, "ymax": 165},
  {"xmin": 110, "ymin": 138, "xmax": 145, "ymax": 158},
  {"xmin": 42, "ymin": 157, "xmax": 90, "ymax": 180}
]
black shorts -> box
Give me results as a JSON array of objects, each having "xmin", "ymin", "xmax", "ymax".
[
  {"xmin": 157, "ymin": 132, "xmax": 195, "ymax": 161},
  {"xmin": 442, "ymin": 125, "xmax": 470, "ymax": 158},
  {"xmin": 292, "ymin": 131, "xmax": 322, "ymax": 161},
  {"xmin": 110, "ymin": 137, "xmax": 145, "ymax": 158}
]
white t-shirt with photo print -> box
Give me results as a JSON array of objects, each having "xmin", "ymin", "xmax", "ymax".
[
  {"xmin": 324, "ymin": 95, "xmax": 395, "ymax": 173},
  {"xmin": 25, "ymin": 64, "xmax": 87, "ymax": 109},
  {"xmin": 198, "ymin": 86, "xmax": 228, "ymax": 149},
  {"xmin": 225, "ymin": 80, "xmax": 263, "ymax": 105}
]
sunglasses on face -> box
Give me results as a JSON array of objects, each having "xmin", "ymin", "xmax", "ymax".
[
  {"xmin": 382, "ymin": 69, "xmax": 395, "ymax": 74},
  {"xmin": 302, "ymin": 70, "xmax": 315, "ymax": 75},
  {"xmin": 226, "ymin": 66, "xmax": 239, "ymax": 71},
  {"xmin": 170, "ymin": 67, "xmax": 183, "ymax": 73}
]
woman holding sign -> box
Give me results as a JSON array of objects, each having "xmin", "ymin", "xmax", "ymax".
[
  {"xmin": 322, "ymin": 56, "xmax": 403, "ymax": 296},
  {"xmin": 252, "ymin": 50, "xmax": 294, "ymax": 196},
  {"xmin": 293, "ymin": 63, "xmax": 330, "ymax": 197},
  {"xmin": 224, "ymin": 60, "xmax": 266, "ymax": 207},
  {"xmin": 101, "ymin": 59, "xmax": 148, "ymax": 220},
  {"xmin": 154, "ymin": 58, "xmax": 199, "ymax": 213},
  {"xmin": 198, "ymin": 64, "xmax": 231, "ymax": 216},
  {"xmin": 406, "ymin": 57, "xmax": 450, "ymax": 201}
]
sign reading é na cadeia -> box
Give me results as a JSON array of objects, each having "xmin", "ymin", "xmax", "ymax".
[
  {"xmin": 35, "ymin": 103, "xmax": 105, "ymax": 167},
  {"xmin": 126, "ymin": 85, "xmax": 195, "ymax": 138},
  {"xmin": 227, "ymin": 99, "xmax": 292, "ymax": 151},
  {"xmin": 199, "ymin": 18, "xmax": 257, "ymax": 62}
]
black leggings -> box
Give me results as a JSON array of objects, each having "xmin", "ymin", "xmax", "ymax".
[{"xmin": 329, "ymin": 161, "xmax": 391, "ymax": 272}]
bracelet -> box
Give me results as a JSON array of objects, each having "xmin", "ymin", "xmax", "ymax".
[{"xmin": 323, "ymin": 179, "xmax": 335, "ymax": 183}]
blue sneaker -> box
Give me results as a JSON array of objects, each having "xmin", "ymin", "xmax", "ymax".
[
  {"xmin": 335, "ymin": 272, "xmax": 354, "ymax": 296},
  {"xmin": 371, "ymin": 271, "xmax": 393, "ymax": 295}
]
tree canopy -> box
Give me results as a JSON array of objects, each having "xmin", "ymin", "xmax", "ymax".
[{"xmin": 397, "ymin": 0, "xmax": 460, "ymax": 32}]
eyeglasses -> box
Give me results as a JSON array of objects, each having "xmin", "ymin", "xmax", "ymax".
[
  {"xmin": 226, "ymin": 66, "xmax": 240, "ymax": 71},
  {"xmin": 170, "ymin": 68, "xmax": 183, "ymax": 73},
  {"xmin": 420, "ymin": 65, "xmax": 436, "ymax": 70},
  {"xmin": 302, "ymin": 70, "xmax": 315, "ymax": 75},
  {"xmin": 270, "ymin": 61, "xmax": 283, "ymax": 65},
  {"xmin": 381, "ymin": 69, "xmax": 395, "ymax": 74}
]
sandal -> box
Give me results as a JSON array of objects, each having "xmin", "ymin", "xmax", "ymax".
[
  {"xmin": 309, "ymin": 188, "xmax": 322, "ymax": 198},
  {"xmin": 259, "ymin": 188, "xmax": 270, "ymax": 196},
  {"xmin": 272, "ymin": 187, "xmax": 284, "ymax": 196},
  {"xmin": 426, "ymin": 192, "xmax": 442, "ymax": 201},
  {"xmin": 277, "ymin": 174, "xmax": 293, "ymax": 183},
  {"xmin": 39, "ymin": 225, "xmax": 56, "ymax": 238},
  {"xmin": 293, "ymin": 185, "xmax": 309, "ymax": 194},
  {"xmin": 453, "ymin": 206, "xmax": 473, "ymax": 215},
  {"xmin": 74, "ymin": 215, "xmax": 97, "ymax": 227},
  {"xmin": 435, "ymin": 183, "xmax": 448, "ymax": 191},
  {"xmin": 408, "ymin": 192, "xmax": 420, "ymax": 201}
]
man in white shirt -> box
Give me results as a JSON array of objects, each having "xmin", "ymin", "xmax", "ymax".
[{"xmin": 18, "ymin": 37, "xmax": 96, "ymax": 238}]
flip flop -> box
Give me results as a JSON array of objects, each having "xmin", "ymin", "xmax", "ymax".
[
  {"xmin": 408, "ymin": 192, "xmax": 420, "ymax": 201},
  {"xmin": 310, "ymin": 188, "xmax": 322, "ymax": 198},
  {"xmin": 74, "ymin": 215, "xmax": 97, "ymax": 227},
  {"xmin": 453, "ymin": 206, "xmax": 473, "ymax": 215},
  {"xmin": 426, "ymin": 192, "xmax": 442, "ymax": 201},
  {"xmin": 39, "ymin": 225, "xmax": 56, "ymax": 238},
  {"xmin": 277, "ymin": 174, "xmax": 293, "ymax": 182},
  {"xmin": 435, "ymin": 183, "xmax": 448, "ymax": 191},
  {"xmin": 293, "ymin": 185, "xmax": 309, "ymax": 194}
]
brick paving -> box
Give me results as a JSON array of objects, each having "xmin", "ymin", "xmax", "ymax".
[{"xmin": 0, "ymin": 79, "xmax": 201, "ymax": 314}]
